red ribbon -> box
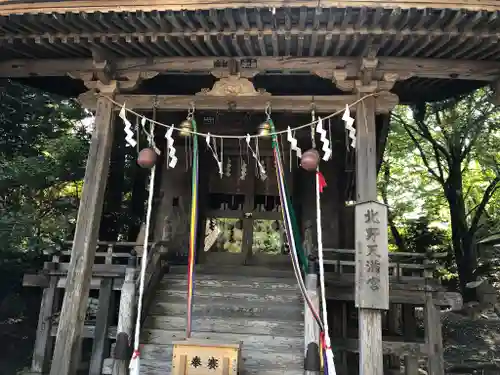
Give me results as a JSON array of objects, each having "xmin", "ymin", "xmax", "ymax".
[
  {"xmin": 132, "ymin": 350, "xmax": 140, "ymax": 359},
  {"xmin": 319, "ymin": 331, "xmax": 331, "ymax": 350},
  {"xmin": 317, "ymin": 171, "xmax": 327, "ymax": 193}
]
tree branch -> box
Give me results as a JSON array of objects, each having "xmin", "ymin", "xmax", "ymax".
[
  {"xmin": 399, "ymin": 121, "xmax": 445, "ymax": 185},
  {"xmin": 468, "ymin": 176, "xmax": 500, "ymax": 236},
  {"xmin": 380, "ymin": 159, "xmax": 408, "ymax": 252}
]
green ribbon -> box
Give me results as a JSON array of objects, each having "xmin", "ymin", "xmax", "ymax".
[{"xmin": 269, "ymin": 119, "xmax": 308, "ymax": 273}]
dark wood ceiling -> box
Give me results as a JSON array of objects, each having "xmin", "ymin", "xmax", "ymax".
[{"xmin": 1, "ymin": 6, "xmax": 499, "ymax": 102}]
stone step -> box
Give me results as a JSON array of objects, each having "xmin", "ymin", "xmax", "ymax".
[
  {"xmin": 150, "ymin": 300, "xmax": 304, "ymax": 320},
  {"xmin": 141, "ymin": 329, "xmax": 303, "ymax": 352},
  {"xmin": 144, "ymin": 316, "xmax": 304, "ymax": 337}
]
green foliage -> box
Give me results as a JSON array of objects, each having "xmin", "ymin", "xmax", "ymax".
[
  {"xmin": 208, "ymin": 218, "xmax": 283, "ymax": 254},
  {"xmin": 0, "ymin": 79, "xmax": 89, "ymax": 259},
  {"xmin": 382, "ymin": 88, "xmax": 500, "ymax": 293}
]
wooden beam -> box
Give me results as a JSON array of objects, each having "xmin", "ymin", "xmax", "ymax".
[
  {"xmin": 326, "ymin": 284, "xmax": 461, "ymax": 306},
  {"xmin": 23, "ymin": 274, "xmax": 124, "ymax": 290},
  {"xmin": 79, "ymin": 93, "xmax": 399, "ymax": 113},
  {"xmin": 0, "ymin": 0, "xmax": 497, "ymax": 15},
  {"xmin": 331, "ymin": 338, "xmax": 427, "ymax": 356},
  {"xmin": 49, "ymin": 84, "xmax": 117, "ymax": 375},
  {"xmin": 2, "ymin": 56, "xmax": 499, "ymax": 82},
  {"xmin": 50, "ymin": 325, "xmax": 118, "ymax": 339}
]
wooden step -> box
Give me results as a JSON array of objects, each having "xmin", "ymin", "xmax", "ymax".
[
  {"xmin": 141, "ymin": 329, "xmax": 303, "ymax": 352},
  {"xmin": 160, "ymin": 275, "xmax": 300, "ymax": 291},
  {"xmin": 150, "ymin": 300, "xmax": 304, "ymax": 320},
  {"xmin": 169, "ymin": 265, "xmax": 296, "ymax": 278},
  {"xmin": 103, "ymin": 358, "xmax": 303, "ymax": 375},
  {"xmin": 155, "ymin": 287, "xmax": 302, "ymax": 304},
  {"xmin": 144, "ymin": 316, "xmax": 304, "ymax": 337},
  {"xmin": 103, "ymin": 344, "xmax": 303, "ymax": 375}
]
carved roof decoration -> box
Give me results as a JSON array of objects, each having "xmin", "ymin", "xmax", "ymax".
[{"xmin": 196, "ymin": 75, "xmax": 269, "ymax": 97}]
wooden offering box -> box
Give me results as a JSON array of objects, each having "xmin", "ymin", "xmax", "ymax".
[{"xmin": 171, "ymin": 339, "xmax": 242, "ymax": 375}]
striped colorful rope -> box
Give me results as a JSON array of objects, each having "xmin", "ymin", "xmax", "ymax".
[{"xmin": 186, "ymin": 119, "xmax": 199, "ymax": 338}]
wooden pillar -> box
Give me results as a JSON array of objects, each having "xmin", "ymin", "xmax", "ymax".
[
  {"xmin": 424, "ymin": 259, "xmax": 444, "ymax": 375},
  {"xmin": 49, "ymin": 83, "xmax": 117, "ymax": 375},
  {"xmin": 386, "ymin": 304, "xmax": 401, "ymax": 373},
  {"xmin": 355, "ymin": 94, "xmax": 387, "ymax": 375},
  {"xmin": 89, "ymin": 278, "xmax": 114, "ymax": 375},
  {"xmin": 403, "ymin": 305, "xmax": 419, "ymax": 375},
  {"xmin": 113, "ymin": 257, "xmax": 137, "ymax": 375},
  {"xmin": 153, "ymin": 145, "xmax": 191, "ymax": 262},
  {"xmin": 31, "ymin": 276, "xmax": 58, "ymax": 373},
  {"xmin": 304, "ymin": 260, "xmax": 320, "ymax": 375}
]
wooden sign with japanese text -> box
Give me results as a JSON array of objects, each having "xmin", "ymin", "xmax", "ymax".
[{"xmin": 354, "ymin": 201, "xmax": 389, "ymax": 310}]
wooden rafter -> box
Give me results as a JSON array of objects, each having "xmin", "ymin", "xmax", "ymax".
[
  {"xmin": 0, "ymin": 7, "xmax": 499, "ymax": 63},
  {"xmin": 2, "ymin": 56, "xmax": 499, "ymax": 82},
  {"xmin": 0, "ymin": 0, "xmax": 498, "ymax": 15}
]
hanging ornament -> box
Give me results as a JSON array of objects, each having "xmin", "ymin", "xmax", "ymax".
[
  {"xmin": 120, "ymin": 105, "xmax": 137, "ymax": 148},
  {"xmin": 206, "ymin": 133, "xmax": 223, "ymax": 178},
  {"xmin": 246, "ymin": 134, "xmax": 267, "ymax": 179},
  {"xmin": 300, "ymin": 149, "xmax": 320, "ymax": 172},
  {"xmin": 165, "ymin": 126, "xmax": 178, "ymax": 168},
  {"xmin": 316, "ymin": 117, "xmax": 332, "ymax": 161},
  {"xmin": 179, "ymin": 118, "xmax": 193, "ymax": 137},
  {"xmin": 258, "ymin": 120, "xmax": 272, "ymax": 138},
  {"xmin": 137, "ymin": 147, "xmax": 157, "ymax": 169},
  {"xmin": 287, "ymin": 126, "xmax": 302, "ymax": 159},
  {"xmin": 259, "ymin": 161, "xmax": 268, "ymax": 181},
  {"xmin": 239, "ymin": 159, "xmax": 247, "ymax": 180},
  {"xmin": 141, "ymin": 116, "xmax": 161, "ymax": 155},
  {"xmin": 225, "ymin": 157, "xmax": 232, "ymax": 177},
  {"xmin": 259, "ymin": 104, "xmax": 273, "ymax": 138},
  {"xmin": 342, "ymin": 104, "xmax": 356, "ymax": 149}
]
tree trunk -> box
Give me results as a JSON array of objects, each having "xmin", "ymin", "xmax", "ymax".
[{"xmin": 445, "ymin": 166, "xmax": 476, "ymax": 301}]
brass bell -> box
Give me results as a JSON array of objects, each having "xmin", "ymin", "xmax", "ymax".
[
  {"xmin": 179, "ymin": 119, "xmax": 193, "ymax": 137},
  {"xmin": 258, "ymin": 121, "xmax": 272, "ymax": 138}
]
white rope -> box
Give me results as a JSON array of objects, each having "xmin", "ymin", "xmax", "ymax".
[
  {"xmin": 312, "ymin": 114, "xmax": 336, "ymax": 375},
  {"xmin": 129, "ymin": 123, "xmax": 157, "ymax": 375},
  {"xmin": 101, "ymin": 92, "xmax": 380, "ymax": 140},
  {"xmin": 315, "ymin": 170, "xmax": 336, "ymax": 375}
]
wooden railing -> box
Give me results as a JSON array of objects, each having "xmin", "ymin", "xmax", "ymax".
[
  {"xmin": 24, "ymin": 240, "xmax": 169, "ymax": 375},
  {"xmin": 323, "ymin": 248, "xmax": 447, "ymax": 281}
]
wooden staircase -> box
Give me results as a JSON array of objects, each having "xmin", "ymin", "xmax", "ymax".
[{"xmin": 137, "ymin": 265, "xmax": 305, "ymax": 375}]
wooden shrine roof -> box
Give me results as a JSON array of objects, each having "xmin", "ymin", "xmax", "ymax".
[
  {"xmin": 0, "ymin": 5, "xmax": 499, "ymax": 102},
  {"xmin": 0, "ymin": 1, "xmax": 498, "ymax": 14}
]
